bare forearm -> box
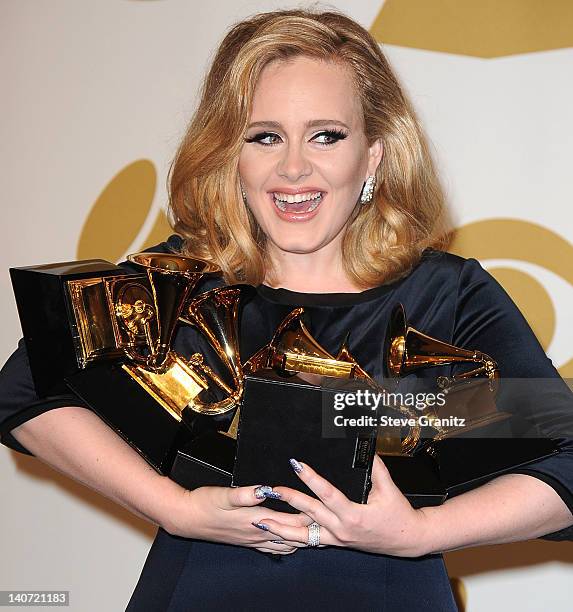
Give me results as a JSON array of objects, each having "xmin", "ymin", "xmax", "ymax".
[
  {"xmin": 11, "ymin": 406, "xmax": 185, "ymax": 531},
  {"xmin": 418, "ymin": 473, "xmax": 573, "ymax": 555}
]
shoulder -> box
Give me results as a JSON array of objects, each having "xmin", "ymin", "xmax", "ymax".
[
  {"xmin": 417, "ymin": 248, "xmax": 483, "ymax": 275},
  {"xmin": 117, "ymin": 234, "xmax": 182, "ymax": 272},
  {"xmin": 405, "ymin": 248, "xmax": 491, "ymax": 292},
  {"xmin": 391, "ymin": 249, "xmax": 508, "ymax": 339},
  {"xmin": 139, "ymin": 233, "xmax": 185, "ymax": 255},
  {"xmin": 413, "ymin": 249, "xmax": 517, "ymax": 317}
]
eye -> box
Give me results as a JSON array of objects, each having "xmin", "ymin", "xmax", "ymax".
[
  {"xmin": 244, "ymin": 132, "xmax": 282, "ymax": 146},
  {"xmin": 312, "ymin": 129, "xmax": 349, "ymax": 145}
]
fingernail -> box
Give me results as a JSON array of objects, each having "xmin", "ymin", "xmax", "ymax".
[
  {"xmin": 254, "ymin": 485, "xmax": 272, "ymax": 499},
  {"xmin": 252, "ymin": 522, "xmax": 270, "ymax": 531},
  {"xmin": 254, "ymin": 485, "xmax": 282, "ymax": 500},
  {"xmin": 265, "ymin": 490, "xmax": 282, "ymax": 500},
  {"xmin": 271, "ymin": 539, "xmax": 285, "ymax": 544},
  {"xmin": 289, "ymin": 458, "xmax": 303, "ymax": 473}
]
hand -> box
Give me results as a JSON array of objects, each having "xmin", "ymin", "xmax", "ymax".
[
  {"xmin": 254, "ymin": 455, "xmax": 430, "ymax": 557},
  {"xmin": 163, "ymin": 484, "xmax": 315, "ymax": 555}
]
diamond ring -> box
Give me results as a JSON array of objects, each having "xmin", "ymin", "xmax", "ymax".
[{"xmin": 307, "ymin": 522, "xmax": 320, "ymax": 547}]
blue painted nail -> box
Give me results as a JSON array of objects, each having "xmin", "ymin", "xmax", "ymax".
[
  {"xmin": 264, "ymin": 490, "xmax": 282, "ymax": 500},
  {"xmin": 271, "ymin": 539, "xmax": 285, "ymax": 544},
  {"xmin": 289, "ymin": 458, "xmax": 303, "ymax": 473},
  {"xmin": 254, "ymin": 485, "xmax": 272, "ymax": 499},
  {"xmin": 252, "ymin": 522, "xmax": 270, "ymax": 531},
  {"xmin": 254, "ymin": 485, "xmax": 282, "ymax": 500}
]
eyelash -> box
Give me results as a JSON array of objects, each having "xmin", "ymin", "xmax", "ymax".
[{"xmin": 244, "ymin": 129, "xmax": 348, "ymax": 147}]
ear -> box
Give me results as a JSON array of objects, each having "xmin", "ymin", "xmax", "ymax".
[{"xmin": 366, "ymin": 138, "xmax": 384, "ymax": 178}]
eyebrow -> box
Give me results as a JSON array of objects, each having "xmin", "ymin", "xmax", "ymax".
[{"xmin": 247, "ymin": 119, "xmax": 351, "ymax": 130}]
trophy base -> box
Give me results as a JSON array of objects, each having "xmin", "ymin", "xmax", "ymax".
[
  {"xmin": 232, "ymin": 373, "xmax": 377, "ymax": 513},
  {"xmin": 387, "ymin": 428, "xmax": 558, "ymax": 508},
  {"xmin": 10, "ymin": 259, "xmax": 136, "ymax": 397},
  {"xmin": 66, "ymin": 362, "xmax": 193, "ymax": 474},
  {"xmin": 170, "ymin": 430, "xmax": 235, "ymax": 489},
  {"xmin": 168, "ymin": 429, "xmax": 303, "ymax": 513},
  {"xmin": 383, "ymin": 450, "xmax": 446, "ymax": 507},
  {"xmin": 437, "ymin": 436, "xmax": 557, "ymax": 498}
]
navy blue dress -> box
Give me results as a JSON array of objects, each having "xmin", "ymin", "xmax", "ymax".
[{"xmin": 2, "ymin": 238, "xmax": 572, "ymax": 611}]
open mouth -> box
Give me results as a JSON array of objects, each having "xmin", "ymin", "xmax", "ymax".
[{"xmin": 271, "ymin": 191, "xmax": 323, "ymax": 214}]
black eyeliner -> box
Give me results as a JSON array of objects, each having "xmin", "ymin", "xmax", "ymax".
[
  {"xmin": 316, "ymin": 129, "xmax": 348, "ymax": 141},
  {"xmin": 244, "ymin": 131, "xmax": 277, "ymax": 143},
  {"xmin": 243, "ymin": 128, "xmax": 348, "ymax": 145}
]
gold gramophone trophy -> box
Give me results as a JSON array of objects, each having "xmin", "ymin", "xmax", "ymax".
[
  {"xmin": 383, "ymin": 303, "xmax": 508, "ymax": 439},
  {"xmin": 10, "ymin": 251, "xmax": 251, "ymax": 475}
]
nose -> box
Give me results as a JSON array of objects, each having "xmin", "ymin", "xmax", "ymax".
[{"xmin": 276, "ymin": 142, "xmax": 312, "ymax": 182}]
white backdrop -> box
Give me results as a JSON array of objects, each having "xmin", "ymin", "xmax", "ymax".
[{"xmin": 1, "ymin": 1, "xmax": 572, "ymax": 610}]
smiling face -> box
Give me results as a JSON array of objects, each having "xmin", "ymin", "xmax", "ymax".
[{"xmin": 238, "ymin": 56, "xmax": 383, "ymax": 268}]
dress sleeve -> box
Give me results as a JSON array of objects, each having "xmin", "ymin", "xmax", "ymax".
[
  {"xmin": 452, "ymin": 257, "xmax": 573, "ymax": 541},
  {"xmin": 0, "ymin": 339, "xmax": 90, "ymax": 456}
]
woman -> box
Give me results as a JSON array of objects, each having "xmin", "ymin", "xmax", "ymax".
[{"xmin": 1, "ymin": 9, "xmax": 572, "ymax": 611}]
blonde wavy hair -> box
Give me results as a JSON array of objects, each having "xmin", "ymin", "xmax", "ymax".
[{"xmin": 169, "ymin": 8, "xmax": 448, "ymax": 288}]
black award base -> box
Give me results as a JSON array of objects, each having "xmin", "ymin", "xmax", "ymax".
[
  {"xmin": 387, "ymin": 427, "xmax": 558, "ymax": 508},
  {"xmin": 66, "ymin": 362, "xmax": 192, "ymax": 474},
  {"xmin": 170, "ymin": 430, "xmax": 235, "ymax": 489},
  {"xmin": 232, "ymin": 373, "xmax": 378, "ymax": 513}
]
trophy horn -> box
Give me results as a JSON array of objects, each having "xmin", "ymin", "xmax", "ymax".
[
  {"xmin": 382, "ymin": 302, "xmax": 507, "ymax": 443},
  {"xmin": 243, "ymin": 308, "xmax": 355, "ymax": 379},
  {"xmin": 180, "ymin": 284, "xmax": 256, "ymax": 416},
  {"xmin": 335, "ymin": 333, "xmax": 373, "ymax": 381},
  {"xmin": 335, "ymin": 334, "xmax": 420, "ymax": 456},
  {"xmin": 384, "ymin": 303, "xmax": 499, "ymax": 390},
  {"xmin": 125, "ymin": 252, "xmax": 211, "ymax": 369}
]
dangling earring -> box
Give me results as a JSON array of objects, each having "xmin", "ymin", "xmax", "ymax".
[
  {"xmin": 239, "ymin": 177, "xmax": 248, "ymax": 204},
  {"xmin": 360, "ymin": 175, "xmax": 376, "ymax": 204}
]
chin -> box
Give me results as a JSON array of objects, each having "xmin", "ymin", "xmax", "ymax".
[{"xmin": 271, "ymin": 236, "xmax": 326, "ymax": 254}]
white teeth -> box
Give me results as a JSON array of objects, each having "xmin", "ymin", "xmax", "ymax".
[
  {"xmin": 273, "ymin": 192, "xmax": 322, "ymax": 212},
  {"xmin": 273, "ymin": 191, "xmax": 322, "ymax": 204}
]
